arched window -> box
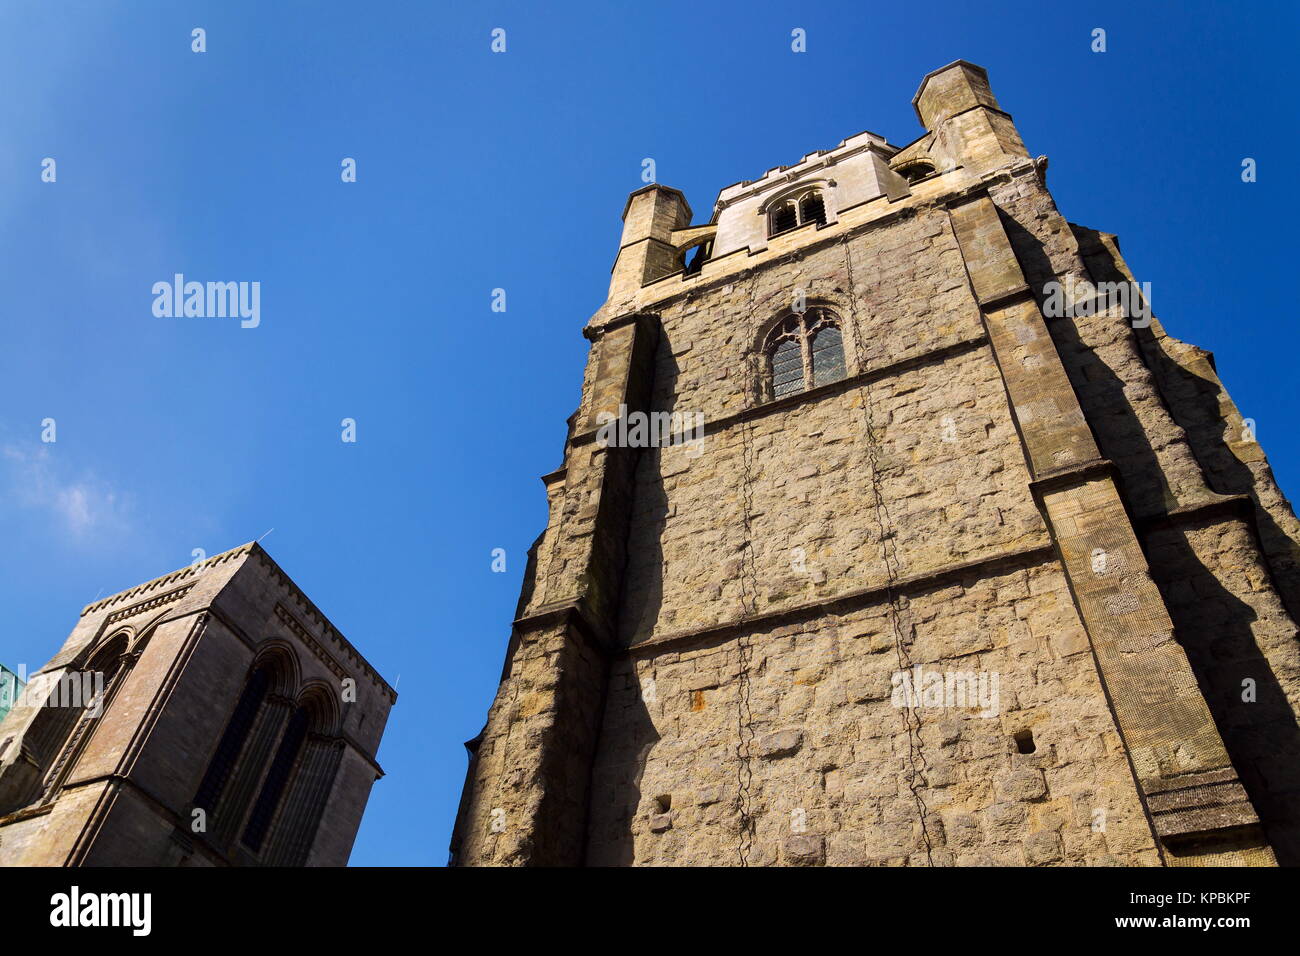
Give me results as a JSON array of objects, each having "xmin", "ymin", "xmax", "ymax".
[
  {"xmin": 236, "ymin": 687, "xmax": 344, "ymax": 864},
  {"xmin": 192, "ymin": 650, "xmax": 299, "ymax": 849},
  {"xmin": 261, "ymin": 690, "xmax": 345, "ymax": 866},
  {"xmin": 31, "ymin": 633, "xmax": 135, "ymax": 806},
  {"xmin": 682, "ymin": 238, "xmax": 712, "ymax": 277},
  {"xmin": 0, "ymin": 631, "xmax": 141, "ymax": 815},
  {"xmin": 193, "ymin": 664, "xmax": 272, "ymax": 815},
  {"xmin": 242, "ymin": 705, "xmax": 309, "ymax": 853},
  {"xmin": 768, "ymin": 188, "xmax": 827, "ymax": 237},
  {"xmin": 763, "ymin": 307, "xmax": 847, "ymax": 400},
  {"xmin": 771, "ymin": 338, "xmax": 803, "ymax": 398},
  {"xmin": 811, "ymin": 325, "xmax": 845, "ymax": 387},
  {"xmin": 897, "ymin": 161, "xmax": 936, "ymax": 184}
]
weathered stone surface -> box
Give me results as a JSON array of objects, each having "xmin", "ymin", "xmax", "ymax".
[
  {"xmin": 782, "ymin": 833, "xmax": 825, "ymax": 866},
  {"xmin": 757, "ymin": 730, "xmax": 803, "ymax": 760},
  {"xmin": 453, "ymin": 60, "xmax": 1299, "ymax": 867},
  {"xmin": 0, "ymin": 544, "xmax": 394, "ymax": 867},
  {"xmin": 1023, "ymin": 830, "xmax": 1064, "ymax": 865},
  {"xmin": 999, "ymin": 769, "xmax": 1047, "ymax": 802}
]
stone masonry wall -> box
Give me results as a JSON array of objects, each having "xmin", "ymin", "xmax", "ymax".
[
  {"xmin": 455, "ymin": 60, "xmax": 1300, "ymax": 867},
  {"xmin": 590, "ymin": 561, "xmax": 1160, "ymax": 866},
  {"xmin": 619, "ymin": 342, "xmax": 1047, "ymax": 644},
  {"xmin": 1145, "ymin": 512, "xmax": 1300, "ymax": 864},
  {"xmin": 988, "ymin": 166, "xmax": 1300, "ymax": 862}
]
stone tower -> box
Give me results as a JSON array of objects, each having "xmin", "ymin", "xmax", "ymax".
[
  {"xmin": 451, "ymin": 61, "xmax": 1300, "ymax": 867},
  {"xmin": 0, "ymin": 543, "xmax": 394, "ymax": 866}
]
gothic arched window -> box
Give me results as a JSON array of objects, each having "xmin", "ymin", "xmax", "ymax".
[
  {"xmin": 763, "ymin": 307, "xmax": 847, "ymax": 400},
  {"xmin": 768, "ymin": 188, "xmax": 828, "ymax": 237},
  {"xmin": 771, "ymin": 337, "xmax": 803, "ymax": 398},
  {"xmin": 811, "ymin": 325, "xmax": 845, "ymax": 387}
]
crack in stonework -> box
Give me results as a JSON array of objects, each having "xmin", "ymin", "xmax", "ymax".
[
  {"xmin": 841, "ymin": 237, "xmax": 935, "ymax": 866},
  {"xmin": 734, "ymin": 272, "xmax": 762, "ymax": 866}
]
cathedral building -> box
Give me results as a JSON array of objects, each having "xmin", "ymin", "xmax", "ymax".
[
  {"xmin": 0, "ymin": 543, "xmax": 394, "ymax": 866},
  {"xmin": 451, "ymin": 61, "xmax": 1300, "ymax": 866}
]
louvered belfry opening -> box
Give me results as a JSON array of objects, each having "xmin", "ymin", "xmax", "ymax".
[
  {"xmin": 768, "ymin": 189, "xmax": 828, "ymax": 238},
  {"xmin": 799, "ymin": 192, "xmax": 826, "ymax": 226},
  {"xmin": 771, "ymin": 201, "xmax": 798, "ymax": 236}
]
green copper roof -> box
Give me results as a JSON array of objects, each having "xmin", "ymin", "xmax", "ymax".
[{"xmin": 0, "ymin": 664, "xmax": 25, "ymax": 724}]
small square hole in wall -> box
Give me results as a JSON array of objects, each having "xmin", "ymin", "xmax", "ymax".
[
  {"xmin": 654, "ymin": 794, "xmax": 672, "ymax": 813},
  {"xmin": 1013, "ymin": 729, "xmax": 1036, "ymax": 754}
]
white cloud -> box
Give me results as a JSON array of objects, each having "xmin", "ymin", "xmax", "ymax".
[{"xmin": 2, "ymin": 445, "xmax": 130, "ymax": 539}]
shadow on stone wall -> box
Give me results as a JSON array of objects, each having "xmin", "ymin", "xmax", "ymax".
[
  {"xmin": 1144, "ymin": 517, "xmax": 1300, "ymax": 865},
  {"xmin": 615, "ymin": 336, "xmax": 680, "ymax": 645},
  {"xmin": 1074, "ymin": 224, "xmax": 1300, "ymax": 625},
  {"xmin": 1001, "ymin": 214, "xmax": 1300, "ymax": 865},
  {"xmin": 586, "ymin": 334, "xmax": 679, "ymax": 864}
]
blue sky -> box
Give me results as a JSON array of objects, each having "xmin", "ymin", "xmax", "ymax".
[{"xmin": 0, "ymin": 1, "xmax": 1295, "ymax": 865}]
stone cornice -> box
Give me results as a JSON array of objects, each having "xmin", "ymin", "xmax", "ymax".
[
  {"xmin": 0, "ymin": 802, "xmax": 54, "ymax": 829},
  {"xmin": 274, "ymin": 603, "xmax": 351, "ymax": 683},
  {"xmin": 713, "ymin": 139, "xmax": 895, "ymax": 213},
  {"xmin": 79, "ymin": 543, "xmax": 396, "ymax": 704},
  {"xmin": 251, "ymin": 547, "xmax": 397, "ymax": 703},
  {"xmin": 105, "ymin": 583, "xmax": 195, "ymax": 626},
  {"xmin": 80, "ymin": 544, "xmax": 255, "ymax": 617},
  {"xmin": 623, "ymin": 540, "xmax": 1057, "ymax": 657},
  {"xmin": 569, "ymin": 334, "xmax": 989, "ymax": 450}
]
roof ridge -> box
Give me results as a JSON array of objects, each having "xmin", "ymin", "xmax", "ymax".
[{"xmin": 80, "ymin": 542, "xmax": 259, "ymax": 616}]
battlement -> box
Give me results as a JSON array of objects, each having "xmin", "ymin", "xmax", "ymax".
[{"xmin": 601, "ymin": 61, "xmax": 1029, "ymax": 316}]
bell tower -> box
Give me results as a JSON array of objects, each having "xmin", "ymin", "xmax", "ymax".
[
  {"xmin": 0, "ymin": 543, "xmax": 394, "ymax": 866},
  {"xmin": 452, "ymin": 61, "xmax": 1300, "ymax": 867}
]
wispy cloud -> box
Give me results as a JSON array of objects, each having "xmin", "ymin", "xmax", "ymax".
[{"xmin": 2, "ymin": 445, "xmax": 130, "ymax": 539}]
